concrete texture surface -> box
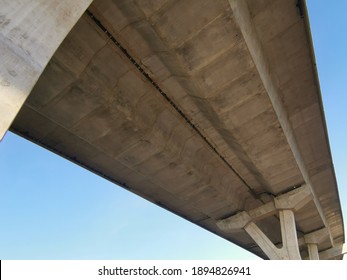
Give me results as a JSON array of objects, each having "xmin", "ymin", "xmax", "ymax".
[
  {"xmin": 7, "ymin": 0, "xmax": 344, "ymax": 259},
  {"xmin": 0, "ymin": 0, "xmax": 92, "ymax": 139}
]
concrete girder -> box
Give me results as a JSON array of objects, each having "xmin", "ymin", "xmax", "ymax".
[
  {"xmin": 304, "ymin": 228, "xmax": 330, "ymax": 244},
  {"xmin": 217, "ymin": 211, "xmax": 252, "ymax": 232},
  {"xmin": 248, "ymin": 201, "xmax": 276, "ymax": 222},
  {"xmin": 217, "ymin": 184, "xmax": 312, "ymax": 232},
  {"xmin": 274, "ymin": 184, "xmax": 313, "ymax": 211},
  {"xmin": 0, "ymin": 0, "xmax": 92, "ymax": 140},
  {"xmin": 227, "ymin": 0, "xmax": 331, "ymax": 242}
]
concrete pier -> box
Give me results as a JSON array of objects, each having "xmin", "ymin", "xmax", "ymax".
[{"xmin": 0, "ymin": 0, "xmax": 92, "ymax": 140}]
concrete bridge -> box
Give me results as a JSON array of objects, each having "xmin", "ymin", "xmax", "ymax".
[{"xmin": 1, "ymin": 0, "xmax": 345, "ymax": 259}]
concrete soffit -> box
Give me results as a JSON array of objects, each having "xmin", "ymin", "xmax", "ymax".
[{"xmin": 319, "ymin": 243, "xmax": 347, "ymax": 260}]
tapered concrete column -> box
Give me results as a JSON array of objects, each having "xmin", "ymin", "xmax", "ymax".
[
  {"xmin": 219, "ymin": 209, "xmax": 301, "ymax": 259},
  {"xmin": 244, "ymin": 221, "xmax": 281, "ymax": 259},
  {"xmin": 304, "ymin": 228, "xmax": 330, "ymax": 260},
  {"xmin": 279, "ymin": 209, "xmax": 301, "ymax": 259},
  {"xmin": 245, "ymin": 210, "xmax": 301, "ymax": 259},
  {"xmin": 0, "ymin": 0, "xmax": 92, "ymax": 140},
  {"xmin": 217, "ymin": 184, "xmax": 311, "ymax": 259},
  {"xmin": 307, "ymin": 243, "xmax": 319, "ymax": 260}
]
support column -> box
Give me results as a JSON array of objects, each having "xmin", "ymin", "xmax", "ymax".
[
  {"xmin": 244, "ymin": 210, "xmax": 301, "ymax": 259},
  {"xmin": 307, "ymin": 243, "xmax": 319, "ymax": 260},
  {"xmin": 304, "ymin": 228, "xmax": 330, "ymax": 260},
  {"xmin": 217, "ymin": 184, "xmax": 312, "ymax": 259},
  {"xmin": 279, "ymin": 209, "xmax": 301, "ymax": 259},
  {"xmin": 244, "ymin": 221, "xmax": 281, "ymax": 259},
  {"xmin": 0, "ymin": 0, "xmax": 92, "ymax": 140}
]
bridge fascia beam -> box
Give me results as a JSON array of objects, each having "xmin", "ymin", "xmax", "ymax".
[
  {"xmin": 0, "ymin": 0, "xmax": 92, "ymax": 140},
  {"xmin": 227, "ymin": 0, "xmax": 331, "ymax": 241}
]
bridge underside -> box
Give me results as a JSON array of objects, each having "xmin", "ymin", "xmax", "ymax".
[{"xmin": 7, "ymin": 0, "xmax": 344, "ymax": 259}]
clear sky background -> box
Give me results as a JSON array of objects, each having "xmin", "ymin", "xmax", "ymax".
[{"xmin": 0, "ymin": 0, "xmax": 346, "ymax": 260}]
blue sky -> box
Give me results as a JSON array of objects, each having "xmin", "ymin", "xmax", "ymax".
[{"xmin": 0, "ymin": 0, "xmax": 346, "ymax": 260}]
